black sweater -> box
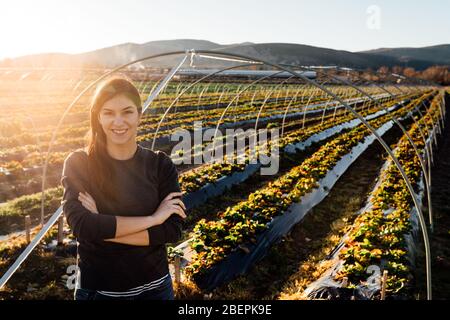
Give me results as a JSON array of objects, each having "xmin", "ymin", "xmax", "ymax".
[{"xmin": 60, "ymin": 145, "xmax": 183, "ymax": 291}]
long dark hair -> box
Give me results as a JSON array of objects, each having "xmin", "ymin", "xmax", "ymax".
[{"xmin": 85, "ymin": 77, "xmax": 142, "ymax": 200}]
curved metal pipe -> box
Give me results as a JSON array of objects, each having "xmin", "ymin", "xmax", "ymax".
[
  {"xmin": 254, "ymin": 75, "xmax": 295, "ymax": 132},
  {"xmin": 2, "ymin": 49, "xmax": 435, "ymax": 300},
  {"xmin": 210, "ymin": 70, "xmax": 285, "ymax": 157},
  {"xmin": 149, "ymin": 63, "xmax": 258, "ymax": 150},
  {"xmin": 273, "ymin": 60, "xmax": 433, "ymax": 299}
]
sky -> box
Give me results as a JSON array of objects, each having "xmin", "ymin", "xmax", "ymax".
[{"xmin": 0, "ymin": 0, "xmax": 449, "ymax": 59}]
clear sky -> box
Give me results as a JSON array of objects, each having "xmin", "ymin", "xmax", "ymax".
[{"xmin": 0, "ymin": 0, "xmax": 449, "ymax": 59}]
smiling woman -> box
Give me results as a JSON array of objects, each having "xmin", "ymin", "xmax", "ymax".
[
  {"xmin": 87, "ymin": 77, "xmax": 144, "ymax": 200},
  {"xmin": 60, "ymin": 77, "xmax": 187, "ymax": 300},
  {"xmin": 99, "ymin": 97, "xmax": 141, "ymax": 150}
]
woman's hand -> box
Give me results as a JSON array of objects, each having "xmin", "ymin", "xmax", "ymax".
[
  {"xmin": 152, "ymin": 192, "xmax": 186, "ymax": 225},
  {"xmin": 78, "ymin": 191, "xmax": 99, "ymax": 214}
]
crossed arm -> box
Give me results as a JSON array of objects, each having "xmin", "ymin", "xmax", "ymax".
[{"xmin": 78, "ymin": 191, "xmax": 186, "ymax": 246}]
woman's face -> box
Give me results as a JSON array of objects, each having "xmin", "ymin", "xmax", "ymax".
[{"xmin": 98, "ymin": 94, "xmax": 141, "ymax": 146}]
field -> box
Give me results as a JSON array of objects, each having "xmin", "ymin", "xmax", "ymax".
[{"xmin": 0, "ymin": 66, "xmax": 448, "ymax": 300}]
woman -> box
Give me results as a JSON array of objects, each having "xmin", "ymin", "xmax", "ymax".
[{"xmin": 61, "ymin": 77, "xmax": 186, "ymax": 300}]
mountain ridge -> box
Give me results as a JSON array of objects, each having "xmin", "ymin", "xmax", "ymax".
[{"xmin": 3, "ymin": 39, "xmax": 449, "ymax": 70}]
